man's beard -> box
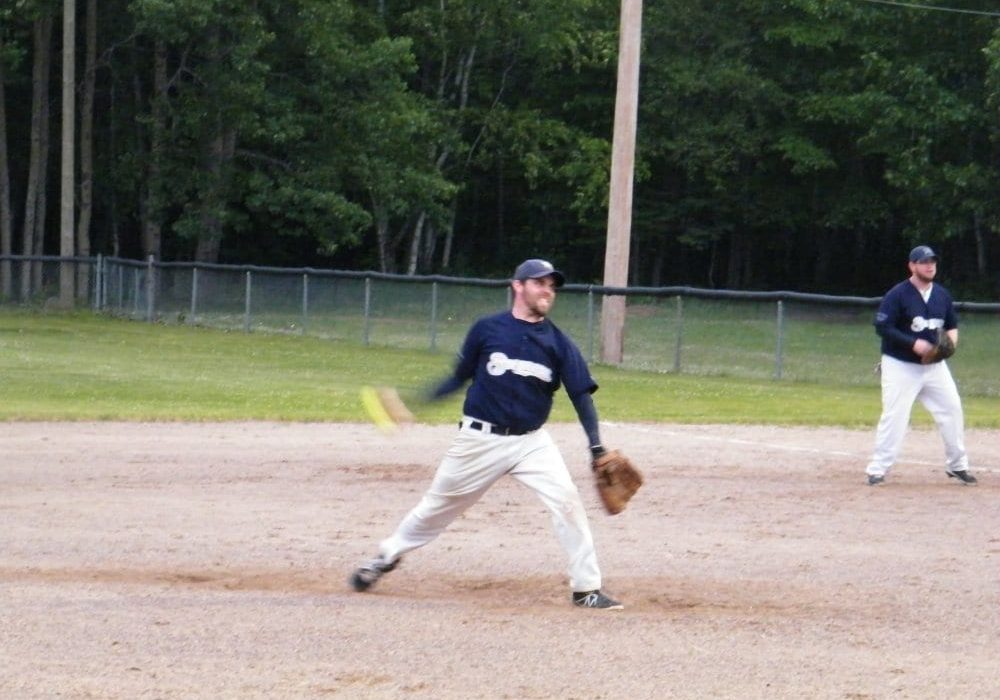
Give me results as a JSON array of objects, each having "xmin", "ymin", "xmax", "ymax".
[{"xmin": 526, "ymin": 295, "xmax": 552, "ymax": 317}]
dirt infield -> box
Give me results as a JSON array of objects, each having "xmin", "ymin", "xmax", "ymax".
[{"xmin": 2, "ymin": 421, "xmax": 997, "ymax": 699}]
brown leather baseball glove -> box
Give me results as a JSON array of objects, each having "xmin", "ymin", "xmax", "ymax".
[
  {"xmin": 921, "ymin": 329, "xmax": 955, "ymax": 365},
  {"xmin": 592, "ymin": 449, "xmax": 643, "ymax": 515}
]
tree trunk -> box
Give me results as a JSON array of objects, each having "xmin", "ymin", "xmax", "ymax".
[
  {"xmin": 814, "ymin": 229, "xmax": 832, "ymax": 289},
  {"xmin": 372, "ymin": 202, "xmax": 389, "ymax": 272},
  {"xmin": 421, "ymin": 220, "xmax": 437, "ymax": 272},
  {"xmin": 650, "ymin": 241, "xmax": 665, "ymax": 287},
  {"xmin": 59, "ymin": 0, "xmax": 77, "ymax": 308},
  {"xmin": 416, "ymin": 29, "xmax": 480, "ymax": 275},
  {"xmin": 725, "ymin": 232, "xmax": 742, "ymax": 288},
  {"xmin": 495, "ymin": 152, "xmax": 505, "ymax": 263},
  {"xmin": 742, "ymin": 237, "xmax": 753, "ymax": 287},
  {"xmin": 76, "ymin": 0, "xmax": 97, "ymax": 300},
  {"xmin": 33, "ymin": 163, "xmax": 47, "ymax": 294},
  {"xmin": 0, "ymin": 41, "xmax": 13, "ymax": 299},
  {"xmin": 193, "ymin": 229, "xmax": 222, "ymax": 262},
  {"xmin": 629, "ymin": 235, "xmax": 640, "ymax": 285},
  {"xmin": 22, "ymin": 14, "xmax": 53, "ymax": 301},
  {"xmin": 707, "ymin": 239, "xmax": 718, "ymax": 288},
  {"xmin": 973, "ymin": 212, "xmax": 986, "ymax": 277},
  {"xmin": 194, "ymin": 24, "xmax": 235, "ymax": 266},
  {"xmin": 406, "ymin": 211, "xmax": 426, "ymax": 275},
  {"xmin": 142, "ymin": 40, "xmax": 166, "ymax": 261},
  {"xmin": 195, "ymin": 126, "xmax": 235, "ymax": 263},
  {"xmin": 108, "ymin": 77, "xmax": 120, "ymax": 256},
  {"xmin": 440, "ymin": 204, "xmax": 456, "ymax": 270}
]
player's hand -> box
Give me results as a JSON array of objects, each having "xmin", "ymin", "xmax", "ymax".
[{"xmin": 913, "ymin": 338, "xmax": 934, "ymax": 358}]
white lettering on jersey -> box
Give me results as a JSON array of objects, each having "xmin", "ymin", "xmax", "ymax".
[
  {"xmin": 911, "ymin": 316, "xmax": 944, "ymax": 332},
  {"xmin": 486, "ymin": 352, "xmax": 553, "ymax": 383}
]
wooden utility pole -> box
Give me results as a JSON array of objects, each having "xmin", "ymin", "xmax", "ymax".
[
  {"xmin": 599, "ymin": 0, "xmax": 642, "ymax": 364},
  {"xmin": 59, "ymin": 0, "xmax": 76, "ymax": 307},
  {"xmin": 0, "ymin": 40, "xmax": 12, "ymax": 300},
  {"xmin": 76, "ymin": 0, "xmax": 97, "ymax": 299}
]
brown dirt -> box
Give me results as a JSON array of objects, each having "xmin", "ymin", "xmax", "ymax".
[{"xmin": 2, "ymin": 421, "xmax": 998, "ymax": 699}]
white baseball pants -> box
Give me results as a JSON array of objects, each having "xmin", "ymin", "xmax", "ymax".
[
  {"xmin": 377, "ymin": 421, "xmax": 603, "ymax": 592},
  {"xmin": 866, "ymin": 355, "xmax": 968, "ymax": 477}
]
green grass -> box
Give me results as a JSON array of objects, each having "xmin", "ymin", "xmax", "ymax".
[
  {"xmin": 2, "ymin": 308, "xmax": 998, "ymax": 427},
  {"xmin": 106, "ymin": 267, "xmax": 1000, "ymax": 394}
]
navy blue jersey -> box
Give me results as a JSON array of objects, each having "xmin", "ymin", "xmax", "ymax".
[
  {"xmin": 452, "ymin": 311, "xmax": 597, "ymax": 432},
  {"xmin": 874, "ymin": 280, "xmax": 958, "ymax": 363}
]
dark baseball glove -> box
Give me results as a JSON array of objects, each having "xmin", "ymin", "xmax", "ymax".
[
  {"xmin": 921, "ymin": 329, "xmax": 955, "ymax": 365},
  {"xmin": 592, "ymin": 449, "xmax": 643, "ymax": 515}
]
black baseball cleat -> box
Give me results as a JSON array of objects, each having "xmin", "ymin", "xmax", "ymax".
[
  {"xmin": 867, "ymin": 474, "xmax": 885, "ymax": 486},
  {"xmin": 946, "ymin": 469, "xmax": 977, "ymax": 485},
  {"xmin": 572, "ymin": 590, "xmax": 624, "ymax": 610},
  {"xmin": 349, "ymin": 556, "xmax": 399, "ymax": 592}
]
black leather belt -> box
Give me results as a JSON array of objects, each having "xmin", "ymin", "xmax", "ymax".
[{"xmin": 460, "ymin": 419, "xmax": 532, "ymax": 436}]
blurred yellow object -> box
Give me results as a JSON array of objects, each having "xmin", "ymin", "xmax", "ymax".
[{"xmin": 360, "ymin": 386, "xmax": 413, "ymax": 433}]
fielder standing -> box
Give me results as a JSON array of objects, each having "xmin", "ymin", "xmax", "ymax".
[
  {"xmin": 865, "ymin": 245, "xmax": 976, "ymax": 486},
  {"xmin": 350, "ymin": 258, "xmax": 624, "ymax": 609}
]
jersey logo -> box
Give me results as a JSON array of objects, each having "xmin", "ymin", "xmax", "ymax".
[
  {"xmin": 486, "ymin": 352, "xmax": 553, "ymax": 383},
  {"xmin": 911, "ymin": 316, "xmax": 944, "ymax": 332}
]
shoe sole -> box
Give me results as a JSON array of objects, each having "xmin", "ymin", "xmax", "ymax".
[
  {"xmin": 572, "ymin": 598, "xmax": 625, "ymax": 611},
  {"xmin": 349, "ymin": 572, "xmax": 373, "ymax": 592},
  {"xmin": 349, "ymin": 558, "xmax": 400, "ymax": 593}
]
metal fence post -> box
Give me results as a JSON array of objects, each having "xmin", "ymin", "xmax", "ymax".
[
  {"xmin": 301, "ymin": 272, "xmax": 309, "ymax": 335},
  {"xmin": 117, "ymin": 264, "xmax": 124, "ymax": 313},
  {"xmin": 673, "ymin": 295, "xmax": 684, "ymax": 373},
  {"xmin": 133, "ymin": 270, "xmax": 141, "ymax": 318},
  {"xmin": 775, "ymin": 300, "xmax": 785, "ymax": 380},
  {"xmin": 101, "ymin": 258, "xmax": 108, "ymax": 311},
  {"xmin": 190, "ymin": 266, "xmax": 199, "ymax": 323},
  {"xmin": 586, "ymin": 286, "xmax": 595, "ymax": 362},
  {"xmin": 145, "ymin": 255, "xmax": 155, "ymax": 322},
  {"xmin": 430, "ymin": 281, "xmax": 439, "ymax": 351},
  {"xmin": 99, "ymin": 255, "xmax": 106, "ymax": 311},
  {"xmin": 93, "ymin": 254, "xmax": 103, "ymax": 312},
  {"xmin": 244, "ymin": 270, "xmax": 252, "ymax": 333},
  {"xmin": 363, "ymin": 276, "xmax": 372, "ymax": 346}
]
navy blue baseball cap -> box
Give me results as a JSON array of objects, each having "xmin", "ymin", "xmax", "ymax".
[
  {"xmin": 909, "ymin": 245, "xmax": 938, "ymax": 263},
  {"xmin": 514, "ymin": 259, "xmax": 565, "ymax": 287}
]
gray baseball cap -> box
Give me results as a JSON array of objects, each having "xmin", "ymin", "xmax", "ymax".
[
  {"xmin": 513, "ymin": 259, "xmax": 565, "ymax": 287},
  {"xmin": 909, "ymin": 245, "xmax": 938, "ymax": 263}
]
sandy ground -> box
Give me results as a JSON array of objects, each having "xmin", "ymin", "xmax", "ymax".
[{"xmin": 1, "ymin": 421, "xmax": 998, "ymax": 699}]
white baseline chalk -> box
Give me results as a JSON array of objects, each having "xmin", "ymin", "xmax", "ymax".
[{"xmin": 600, "ymin": 421, "xmax": 996, "ymax": 473}]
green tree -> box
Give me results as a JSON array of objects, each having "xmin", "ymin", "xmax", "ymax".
[
  {"xmin": 372, "ymin": 0, "xmax": 618, "ymax": 276},
  {"xmin": 123, "ymin": 0, "xmax": 444, "ymax": 265},
  {"xmin": 634, "ymin": 0, "xmax": 998, "ymax": 294}
]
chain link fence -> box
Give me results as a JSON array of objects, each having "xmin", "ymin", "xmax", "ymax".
[{"xmin": 3, "ymin": 254, "xmax": 999, "ymax": 395}]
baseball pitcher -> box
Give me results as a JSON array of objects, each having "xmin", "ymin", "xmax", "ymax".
[{"xmin": 349, "ymin": 258, "xmax": 640, "ymax": 609}]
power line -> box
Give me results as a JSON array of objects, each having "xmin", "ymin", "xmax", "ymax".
[{"xmin": 854, "ymin": 0, "xmax": 1000, "ymax": 17}]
